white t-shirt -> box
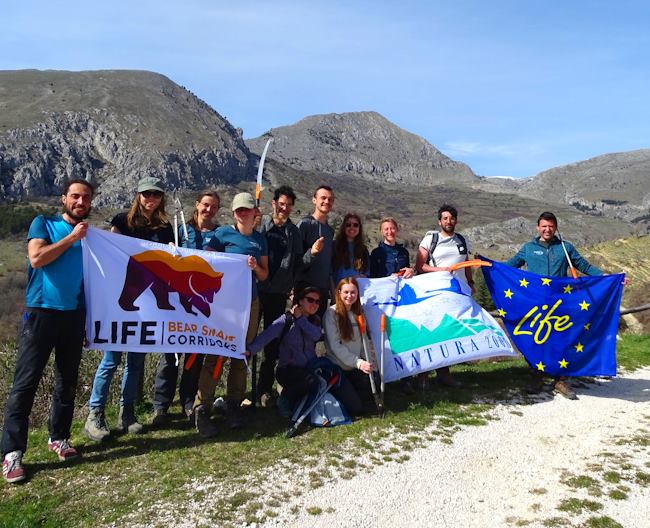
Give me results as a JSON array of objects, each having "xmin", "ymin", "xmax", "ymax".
[{"xmin": 419, "ymin": 231, "xmax": 472, "ymax": 284}]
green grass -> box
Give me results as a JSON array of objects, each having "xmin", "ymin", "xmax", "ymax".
[
  {"xmin": 583, "ymin": 516, "xmax": 624, "ymax": 528},
  {"xmin": 557, "ymin": 498, "xmax": 603, "ymax": 514},
  {"xmin": 615, "ymin": 334, "xmax": 650, "ymax": 372},
  {"xmin": 0, "ymin": 334, "xmax": 649, "ymax": 526}
]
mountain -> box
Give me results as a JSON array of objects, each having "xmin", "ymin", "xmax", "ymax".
[
  {"xmin": 247, "ymin": 111, "xmax": 477, "ymax": 185},
  {"xmin": 0, "ymin": 70, "xmax": 251, "ymax": 206},
  {"xmin": 476, "ymin": 150, "xmax": 650, "ymax": 228}
]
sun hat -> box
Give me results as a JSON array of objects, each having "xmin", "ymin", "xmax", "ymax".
[
  {"xmin": 137, "ymin": 177, "xmax": 164, "ymax": 193},
  {"xmin": 231, "ymin": 192, "xmax": 256, "ymax": 211}
]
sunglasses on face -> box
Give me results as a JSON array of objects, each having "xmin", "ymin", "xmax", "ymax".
[
  {"xmin": 141, "ymin": 190, "xmax": 163, "ymax": 198},
  {"xmin": 304, "ymin": 296, "xmax": 321, "ymax": 305},
  {"xmin": 345, "ymin": 222, "xmax": 360, "ymax": 228}
]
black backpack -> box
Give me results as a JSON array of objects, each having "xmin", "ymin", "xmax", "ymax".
[{"xmin": 425, "ymin": 231, "xmax": 468, "ymax": 266}]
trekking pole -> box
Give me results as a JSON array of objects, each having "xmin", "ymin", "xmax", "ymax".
[
  {"xmin": 556, "ymin": 229, "xmax": 578, "ymax": 279},
  {"xmin": 251, "ymin": 138, "xmax": 273, "ymax": 408},
  {"xmin": 357, "ymin": 315, "xmax": 384, "ymax": 415},
  {"xmin": 286, "ymin": 373, "xmax": 340, "ymax": 438},
  {"xmin": 173, "ymin": 191, "xmax": 189, "ymax": 245},
  {"xmin": 380, "ymin": 314, "xmax": 386, "ymax": 401}
]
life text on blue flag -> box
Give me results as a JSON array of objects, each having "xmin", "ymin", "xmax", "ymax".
[{"xmin": 480, "ymin": 257, "xmax": 624, "ymax": 377}]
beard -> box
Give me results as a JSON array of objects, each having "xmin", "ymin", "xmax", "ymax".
[{"xmin": 63, "ymin": 203, "xmax": 90, "ymax": 222}]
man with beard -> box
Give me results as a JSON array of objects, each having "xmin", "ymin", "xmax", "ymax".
[
  {"xmin": 415, "ymin": 204, "xmax": 474, "ymax": 389},
  {"xmin": 256, "ymin": 185, "xmax": 303, "ymax": 407},
  {"xmin": 2, "ymin": 179, "xmax": 94, "ymax": 484}
]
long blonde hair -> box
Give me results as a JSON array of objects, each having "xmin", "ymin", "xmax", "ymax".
[
  {"xmin": 126, "ymin": 193, "xmax": 169, "ymax": 231},
  {"xmin": 334, "ymin": 277, "xmax": 362, "ymax": 342}
]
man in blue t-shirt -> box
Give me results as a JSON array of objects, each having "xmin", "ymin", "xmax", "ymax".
[{"xmin": 2, "ymin": 179, "xmax": 94, "ymax": 484}]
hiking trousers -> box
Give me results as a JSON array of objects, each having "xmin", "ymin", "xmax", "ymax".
[{"xmin": 1, "ymin": 309, "xmax": 84, "ymax": 456}]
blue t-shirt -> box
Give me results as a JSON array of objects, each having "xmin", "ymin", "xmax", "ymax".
[
  {"xmin": 181, "ymin": 224, "xmax": 219, "ymax": 250},
  {"xmin": 25, "ymin": 215, "xmax": 84, "ymax": 310},
  {"xmin": 208, "ymin": 225, "xmax": 268, "ymax": 298}
]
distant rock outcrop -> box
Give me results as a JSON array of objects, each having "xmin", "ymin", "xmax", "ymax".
[
  {"xmin": 0, "ymin": 70, "xmax": 251, "ymax": 206},
  {"xmin": 247, "ymin": 111, "xmax": 476, "ymax": 186},
  {"xmin": 478, "ymin": 149, "xmax": 650, "ymax": 227}
]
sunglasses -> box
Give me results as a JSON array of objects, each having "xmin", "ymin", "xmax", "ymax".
[
  {"xmin": 345, "ymin": 222, "xmax": 360, "ymax": 228},
  {"xmin": 141, "ymin": 190, "xmax": 163, "ymax": 198},
  {"xmin": 304, "ymin": 296, "xmax": 321, "ymax": 305}
]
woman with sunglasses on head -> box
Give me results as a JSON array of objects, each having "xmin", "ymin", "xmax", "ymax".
[
  {"xmin": 85, "ymin": 177, "xmax": 174, "ymax": 442},
  {"xmin": 322, "ymin": 277, "xmax": 375, "ymax": 417},
  {"xmin": 245, "ymin": 286, "xmax": 323, "ymax": 417},
  {"xmin": 191, "ymin": 192, "xmax": 269, "ymax": 437},
  {"xmin": 332, "ymin": 213, "xmax": 369, "ymax": 285},
  {"xmin": 151, "ymin": 190, "xmax": 221, "ymax": 427}
]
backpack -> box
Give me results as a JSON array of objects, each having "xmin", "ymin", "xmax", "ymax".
[{"xmin": 425, "ymin": 231, "xmax": 468, "ymax": 266}]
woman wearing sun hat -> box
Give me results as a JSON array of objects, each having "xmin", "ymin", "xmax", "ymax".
[
  {"xmin": 191, "ymin": 192, "xmax": 269, "ymax": 436},
  {"xmin": 84, "ymin": 177, "xmax": 174, "ymax": 442}
]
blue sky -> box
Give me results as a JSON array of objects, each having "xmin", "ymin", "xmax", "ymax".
[{"xmin": 3, "ymin": 0, "xmax": 649, "ymax": 177}]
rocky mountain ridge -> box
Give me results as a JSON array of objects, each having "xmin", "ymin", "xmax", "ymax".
[{"xmin": 0, "ymin": 70, "xmax": 250, "ymax": 206}]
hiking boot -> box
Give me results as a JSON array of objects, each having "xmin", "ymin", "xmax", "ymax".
[
  {"xmin": 226, "ymin": 400, "xmax": 245, "ymax": 430},
  {"xmin": 437, "ymin": 373, "xmax": 463, "ymax": 388},
  {"xmin": 84, "ymin": 407, "xmax": 111, "ymax": 442},
  {"xmin": 151, "ymin": 409, "xmax": 170, "ymax": 428},
  {"xmin": 276, "ymin": 394, "xmax": 293, "ymax": 419},
  {"xmin": 400, "ymin": 378, "xmax": 416, "ymax": 395},
  {"xmin": 554, "ymin": 379, "xmax": 578, "ymax": 400},
  {"xmin": 48, "ymin": 439, "xmax": 79, "ymax": 461},
  {"xmin": 2, "ymin": 451, "xmax": 26, "ymax": 484},
  {"xmin": 525, "ymin": 372, "xmax": 545, "ymax": 394},
  {"xmin": 116, "ymin": 405, "xmax": 144, "ymax": 434},
  {"xmin": 194, "ymin": 405, "xmax": 218, "ymax": 438}
]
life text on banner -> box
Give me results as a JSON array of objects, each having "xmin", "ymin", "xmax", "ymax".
[
  {"xmin": 358, "ymin": 273, "xmax": 516, "ymax": 383},
  {"xmin": 81, "ymin": 227, "xmax": 252, "ymax": 358}
]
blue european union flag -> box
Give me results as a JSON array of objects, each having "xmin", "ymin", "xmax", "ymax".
[{"xmin": 480, "ymin": 257, "xmax": 625, "ymax": 376}]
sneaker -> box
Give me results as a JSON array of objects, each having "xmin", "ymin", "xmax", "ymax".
[
  {"xmin": 84, "ymin": 407, "xmax": 110, "ymax": 442},
  {"xmin": 194, "ymin": 406, "xmax": 218, "ymax": 438},
  {"xmin": 151, "ymin": 409, "xmax": 170, "ymax": 428},
  {"xmin": 2, "ymin": 451, "xmax": 26, "ymax": 483},
  {"xmin": 554, "ymin": 379, "xmax": 578, "ymax": 400},
  {"xmin": 116, "ymin": 405, "xmax": 144, "ymax": 434},
  {"xmin": 226, "ymin": 400, "xmax": 244, "ymax": 430},
  {"xmin": 47, "ymin": 439, "xmax": 79, "ymax": 461}
]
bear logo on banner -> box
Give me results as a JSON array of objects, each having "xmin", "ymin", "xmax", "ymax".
[{"xmin": 117, "ymin": 250, "xmax": 224, "ymax": 317}]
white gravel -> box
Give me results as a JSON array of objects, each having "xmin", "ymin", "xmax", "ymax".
[
  {"xmin": 126, "ymin": 368, "xmax": 650, "ymax": 528},
  {"xmin": 260, "ymin": 369, "xmax": 650, "ymax": 528}
]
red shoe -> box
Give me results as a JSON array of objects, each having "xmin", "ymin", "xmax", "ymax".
[
  {"xmin": 47, "ymin": 439, "xmax": 79, "ymax": 461},
  {"xmin": 3, "ymin": 451, "xmax": 26, "ymax": 483}
]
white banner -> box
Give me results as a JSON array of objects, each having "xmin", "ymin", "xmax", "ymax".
[
  {"xmin": 82, "ymin": 227, "xmax": 251, "ymax": 357},
  {"xmin": 358, "ymin": 272, "xmax": 516, "ymax": 382}
]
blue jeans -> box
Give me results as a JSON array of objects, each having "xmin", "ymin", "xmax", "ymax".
[{"xmin": 89, "ymin": 351, "xmax": 146, "ymax": 408}]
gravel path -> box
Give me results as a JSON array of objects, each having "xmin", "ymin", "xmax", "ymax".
[{"xmin": 261, "ymin": 369, "xmax": 650, "ymax": 528}]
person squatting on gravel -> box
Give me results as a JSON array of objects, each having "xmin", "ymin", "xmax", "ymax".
[
  {"xmin": 323, "ymin": 277, "xmax": 376, "ymax": 416},
  {"xmin": 245, "ymin": 286, "xmax": 323, "ymax": 417},
  {"xmin": 85, "ymin": 177, "xmax": 175, "ymax": 442},
  {"xmin": 2, "ymin": 178, "xmax": 94, "ymax": 484},
  {"xmin": 151, "ymin": 190, "xmax": 222, "ymax": 427}
]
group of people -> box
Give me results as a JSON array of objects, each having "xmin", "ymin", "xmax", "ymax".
[{"xmin": 1, "ymin": 176, "xmax": 607, "ymax": 484}]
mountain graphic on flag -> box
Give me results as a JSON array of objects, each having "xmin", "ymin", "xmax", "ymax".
[{"xmin": 387, "ymin": 314, "xmax": 506, "ymax": 354}]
